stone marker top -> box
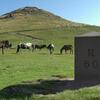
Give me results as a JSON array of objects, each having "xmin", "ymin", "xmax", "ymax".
[{"xmin": 76, "ymin": 31, "xmax": 100, "ymax": 37}]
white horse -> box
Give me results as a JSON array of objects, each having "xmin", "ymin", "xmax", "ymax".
[
  {"xmin": 25, "ymin": 43, "xmax": 32, "ymax": 48},
  {"xmin": 16, "ymin": 42, "xmax": 33, "ymax": 53},
  {"xmin": 47, "ymin": 43, "xmax": 55, "ymax": 54}
]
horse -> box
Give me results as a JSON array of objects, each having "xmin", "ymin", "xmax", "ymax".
[
  {"xmin": 60, "ymin": 45, "xmax": 73, "ymax": 54},
  {"xmin": 16, "ymin": 42, "xmax": 32, "ymax": 53},
  {"xmin": 47, "ymin": 44, "xmax": 54, "ymax": 54},
  {"xmin": 0, "ymin": 40, "xmax": 12, "ymax": 54},
  {"xmin": 34, "ymin": 44, "xmax": 47, "ymax": 50}
]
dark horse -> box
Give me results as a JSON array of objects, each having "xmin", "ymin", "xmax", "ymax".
[
  {"xmin": 60, "ymin": 45, "xmax": 73, "ymax": 54},
  {"xmin": 34, "ymin": 44, "xmax": 47, "ymax": 50},
  {"xmin": 47, "ymin": 44, "xmax": 54, "ymax": 54},
  {"xmin": 0, "ymin": 40, "xmax": 12, "ymax": 54}
]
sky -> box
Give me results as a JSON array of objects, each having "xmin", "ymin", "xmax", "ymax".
[{"xmin": 0, "ymin": 0, "xmax": 100, "ymax": 26}]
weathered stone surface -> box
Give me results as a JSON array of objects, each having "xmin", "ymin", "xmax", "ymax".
[{"xmin": 75, "ymin": 32, "xmax": 100, "ymax": 81}]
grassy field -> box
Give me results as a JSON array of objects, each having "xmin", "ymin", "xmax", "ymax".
[
  {"xmin": 0, "ymin": 49, "xmax": 74, "ymax": 89},
  {"xmin": 0, "ymin": 27, "xmax": 100, "ymax": 100},
  {"xmin": 0, "ymin": 7, "xmax": 100, "ymax": 99},
  {"xmin": 0, "ymin": 47, "xmax": 100, "ymax": 100}
]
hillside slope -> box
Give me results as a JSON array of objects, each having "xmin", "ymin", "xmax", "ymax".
[
  {"xmin": 0, "ymin": 7, "xmax": 73, "ymax": 32},
  {"xmin": 0, "ymin": 7, "xmax": 100, "ymax": 45}
]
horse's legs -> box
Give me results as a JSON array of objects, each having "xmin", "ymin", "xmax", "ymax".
[
  {"xmin": 16, "ymin": 45, "xmax": 20, "ymax": 53},
  {"xmin": 50, "ymin": 49, "xmax": 52, "ymax": 54},
  {"xmin": 39, "ymin": 48, "xmax": 41, "ymax": 51},
  {"xmin": 69, "ymin": 48, "xmax": 73, "ymax": 54},
  {"xmin": 27, "ymin": 47, "xmax": 31, "ymax": 51},
  {"xmin": 60, "ymin": 49, "xmax": 62, "ymax": 54},
  {"xmin": 49, "ymin": 48, "xmax": 53, "ymax": 54},
  {"xmin": 1, "ymin": 45, "xmax": 4, "ymax": 54},
  {"xmin": 51, "ymin": 48, "xmax": 54, "ymax": 54},
  {"xmin": 32, "ymin": 47, "xmax": 34, "ymax": 52},
  {"xmin": 32, "ymin": 45, "xmax": 35, "ymax": 52},
  {"xmin": 52, "ymin": 47, "xmax": 54, "ymax": 51},
  {"xmin": 71, "ymin": 49, "xmax": 73, "ymax": 54},
  {"xmin": 65, "ymin": 49, "xmax": 67, "ymax": 54}
]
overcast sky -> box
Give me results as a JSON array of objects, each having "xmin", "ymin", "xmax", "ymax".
[{"xmin": 0, "ymin": 0, "xmax": 100, "ymax": 26}]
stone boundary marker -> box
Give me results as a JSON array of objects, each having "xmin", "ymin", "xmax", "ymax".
[{"xmin": 75, "ymin": 32, "xmax": 100, "ymax": 81}]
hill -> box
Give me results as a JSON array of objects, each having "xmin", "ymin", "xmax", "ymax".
[
  {"xmin": 0, "ymin": 6, "xmax": 100, "ymax": 46},
  {"xmin": 0, "ymin": 7, "xmax": 82, "ymax": 32}
]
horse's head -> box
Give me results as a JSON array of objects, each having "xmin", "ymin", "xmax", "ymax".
[
  {"xmin": 47, "ymin": 44, "xmax": 54, "ymax": 49},
  {"xmin": 47, "ymin": 44, "xmax": 54, "ymax": 54}
]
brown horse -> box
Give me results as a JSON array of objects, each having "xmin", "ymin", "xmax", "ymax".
[
  {"xmin": 0, "ymin": 40, "xmax": 12, "ymax": 54},
  {"xmin": 60, "ymin": 45, "xmax": 73, "ymax": 54}
]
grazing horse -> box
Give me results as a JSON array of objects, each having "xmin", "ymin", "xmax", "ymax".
[
  {"xmin": 34, "ymin": 44, "xmax": 47, "ymax": 50},
  {"xmin": 16, "ymin": 42, "xmax": 32, "ymax": 53},
  {"xmin": 60, "ymin": 45, "xmax": 73, "ymax": 54},
  {"xmin": 47, "ymin": 44, "xmax": 54, "ymax": 54},
  {"xmin": 0, "ymin": 40, "xmax": 12, "ymax": 54},
  {"xmin": 31, "ymin": 44, "xmax": 47, "ymax": 52}
]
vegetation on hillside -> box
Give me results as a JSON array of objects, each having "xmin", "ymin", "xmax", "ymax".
[{"xmin": 0, "ymin": 7, "xmax": 100, "ymax": 46}]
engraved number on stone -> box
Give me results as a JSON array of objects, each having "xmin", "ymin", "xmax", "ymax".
[
  {"xmin": 92, "ymin": 60, "xmax": 98, "ymax": 69},
  {"xmin": 88, "ymin": 49, "xmax": 95, "ymax": 57},
  {"xmin": 84, "ymin": 61, "xmax": 90, "ymax": 68}
]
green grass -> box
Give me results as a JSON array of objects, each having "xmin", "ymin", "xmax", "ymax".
[
  {"xmin": 1, "ymin": 48, "xmax": 100, "ymax": 100},
  {"xmin": 0, "ymin": 49, "xmax": 74, "ymax": 89},
  {"xmin": 0, "ymin": 27, "xmax": 100, "ymax": 100}
]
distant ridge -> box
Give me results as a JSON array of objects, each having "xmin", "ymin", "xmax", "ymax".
[
  {"xmin": 1, "ymin": 7, "xmax": 63, "ymax": 19},
  {"xmin": 0, "ymin": 6, "xmax": 84, "ymax": 27},
  {"xmin": 1, "ymin": 7, "xmax": 44, "ymax": 18}
]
